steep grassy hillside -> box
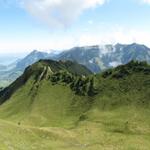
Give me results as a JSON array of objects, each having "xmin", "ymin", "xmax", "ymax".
[
  {"xmin": 0, "ymin": 59, "xmax": 92, "ymax": 127},
  {"xmin": 94, "ymin": 61, "xmax": 150, "ymax": 109},
  {"xmin": 0, "ymin": 59, "xmax": 92, "ymax": 104},
  {"xmin": 0, "ymin": 60, "xmax": 150, "ymax": 149}
]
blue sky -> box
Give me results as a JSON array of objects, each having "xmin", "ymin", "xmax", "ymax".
[{"xmin": 0, "ymin": 0, "xmax": 150, "ymax": 53}]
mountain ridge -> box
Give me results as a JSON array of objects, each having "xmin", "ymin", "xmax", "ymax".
[
  {"xmin": 0, "ymin": 60, "xmax": 150, "ymax": 120},
  {"xmin": 0, "ymin": 59, "xmax": 92, "ymax": 104},
  {"xmin": 0, "ymin": 43, "xmax": 150, "ymax": 87}
]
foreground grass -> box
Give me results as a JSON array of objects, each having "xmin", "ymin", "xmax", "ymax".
[{"xmin": 0, "ymin": 106, "xmax": 150, "ymax": 150}]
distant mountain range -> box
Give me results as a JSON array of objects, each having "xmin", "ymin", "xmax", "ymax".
[
  {"xmin": 0, "ymin": 43, "xmax": 150, "ymax": 87},
  {"xmin": 12, "ymin": 43, "xmax": 150, "ymax": 72},
  {"xmin": 57, "ymin": 43, "xmax": 150, "ymax": 72}
]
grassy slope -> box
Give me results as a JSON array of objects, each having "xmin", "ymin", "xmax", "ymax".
[
  {"xmin": 0, "ymin": 77, "xmax": 91, "ymax": 127},
  {"xmin": 0, "ymin": 108, "xmax": 150, "ymax": 150},
  {"xmin": 0, "ymin": 61, "xmax": 150, "ymax": 149}
]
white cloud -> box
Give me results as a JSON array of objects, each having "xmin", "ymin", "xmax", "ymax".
[
  {"xmin": 65, "ymin": 24, "xmax": 150, "ymax": 49},
  {"xmin": 1, "ymin": 26, "xmax": 150, "ymax": 53},
  {"xmin": 18, "ymin": 0, "xmax": 106, "ymax": 28},
  {"xmin": 139, "ymin": 0, "xmax": 150, "ymax": 4}
]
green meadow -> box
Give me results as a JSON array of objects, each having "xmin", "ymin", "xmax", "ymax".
[{"xmin": 0, "ymin": 60, "xmax": 150, "ymax": 150}]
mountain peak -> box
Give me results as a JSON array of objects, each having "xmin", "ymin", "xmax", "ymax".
[
  {"xmin": 34, "ymin": 59, "xmax": 92, "ymax": 75},
  {"xmin": 29, "ymin": 50, "xmax": 48, "ymax": 55},
  {"xmin": 31, "ymin": 50, "xmax": 39, "ymax": 54}
]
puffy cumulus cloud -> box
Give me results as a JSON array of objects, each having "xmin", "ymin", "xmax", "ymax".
[{"xmin": 19, "ymin": 0, "xmax": 106, "ymax": 28}]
